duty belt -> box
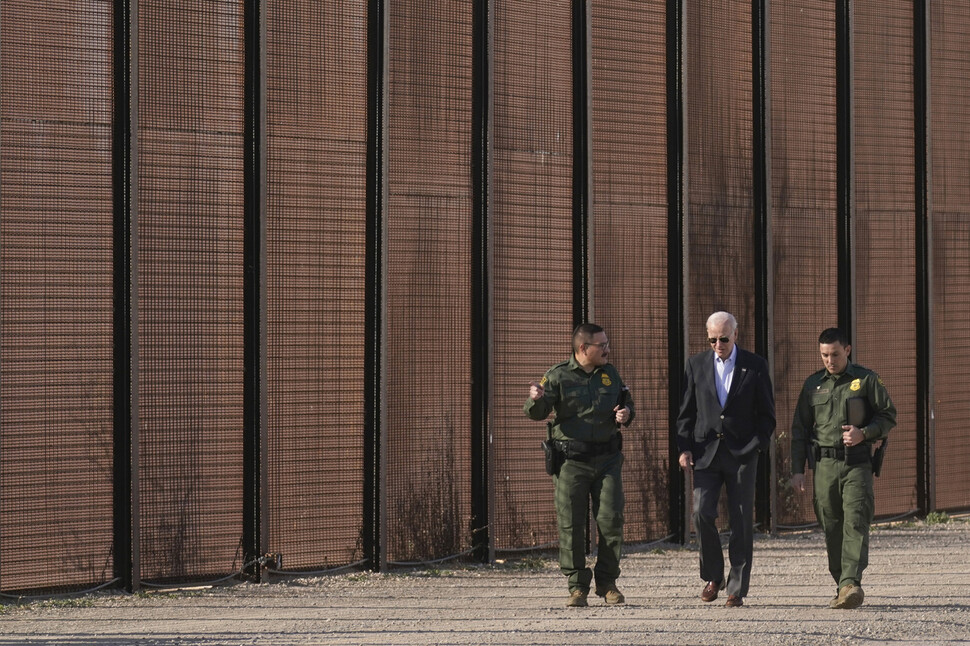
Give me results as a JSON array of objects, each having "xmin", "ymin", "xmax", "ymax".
[
  {"xmin": 554, "ymin": 432, "xmax": 622, "ymax": 460},
  {"xmin": 814, "ymin": 443, "xmax": 870, "ymax": 466}
]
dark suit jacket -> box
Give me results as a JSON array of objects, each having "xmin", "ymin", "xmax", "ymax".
[{"xmin": 676, "ymin": 347, "xmax": 776, "ymax": 470}]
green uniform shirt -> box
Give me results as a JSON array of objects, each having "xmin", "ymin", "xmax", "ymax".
[
  {"xmin": 524, "ymin": 355, "xmax": 634, "ymax": 443},
  {"xmin": 790, "ymin": 362, "xmax": 896, "ymax": 475}
]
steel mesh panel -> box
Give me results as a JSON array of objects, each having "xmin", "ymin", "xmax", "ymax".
[
  {"xmin": 264, "ymin": 1, "xmax": 367, "ymax": 571},
  {"xmin": 769, "ymin": 0, "xmax": 839, "ymax": 527},
  {"xmin": 853, "ymin": 0, "xmax": 918, "ymax": 517},
  {"xmin": 930, "ymin": 3, "xmax": 970, "ymax": 511},
  {"xmin": 383, "ymin": 2, "xmax": 473, "ymax": 563},
  {"xmin": 137, "ymin": 1, "xmax": 246, "ymax": 580},
  {"xmin": 0, "ymin": 0, "xmax": 114, "ymax": 592},
  {"xmin": 931, "ymin": 215, "xmax": 970, "ymax": 511},
  {"xmin": 589, "ymin": 0, "xmax": 670, "ymax": 542},
  {"xmin": 492, "ymin": 0, "xmax": 573, "ymax": 551},
  {"xmin": 685, "ymin": 0, "xmax": 755, "ymax": 334}
]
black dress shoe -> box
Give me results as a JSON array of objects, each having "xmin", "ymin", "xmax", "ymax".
[{"xmin": 701, "ymin": 580, "xmax": 724, "ymax": 602}]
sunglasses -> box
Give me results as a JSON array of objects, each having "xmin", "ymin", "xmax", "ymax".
[{"xmin": 707, "ymin": 336, "xmax": 731, "ymax": 345}]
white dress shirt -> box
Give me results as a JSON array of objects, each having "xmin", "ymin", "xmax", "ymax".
[{"xmin": 714, "ymin": 345, "xmax": 737, "ymax": 408}]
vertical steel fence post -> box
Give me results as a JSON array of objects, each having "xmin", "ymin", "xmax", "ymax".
[
  {"xmin": 243, "ymin": 0, "xmax": 268, "ymax": 582},
  {"xmin": 752, "ymin": 0, "xmax": 775, "ymax": 534},
  {"xmin": 573, "ymin": 0, "xmax": 591, "ymax": 327},
  {"xmin": 471, "ymin": 0, "xmax": 493, "ymax": 564},
  {"xmin": 113, "ymin": 0, "xmax": 140, "ymax": 593},
  {"xmin": 913, "ymin": 0, "xmax": 934, "ymax": 515},
  {"xmin": 365, "ymin": 0, "xmax": 388, "ymax": 572},
  {"xmin": 836, "ymin": 0, "xmax": 855, "ymax": 337},
  {"xmin": 667, "ymin": 0, "xmax": 688, "ymax": 544}
]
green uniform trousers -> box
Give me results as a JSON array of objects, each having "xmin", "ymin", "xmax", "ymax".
[
  {"xmin": 813, "ymin": 456, "xmax": 874, "ymax": 589},
  {"xmin": 553, "ymin": 450, "xmax": 624, "ymax": 592}
]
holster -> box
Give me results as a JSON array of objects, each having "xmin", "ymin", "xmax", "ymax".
[
  {"xmin": 542, "ymin": 438, "xmax": 563, "ymax": 476},
  {"xmin": 542, "ymin": 421, "xmax": 564, "ymax": 476},
  {"xmin": 871, "ymin": 437, "xmax": 889, "ymax": 477}
]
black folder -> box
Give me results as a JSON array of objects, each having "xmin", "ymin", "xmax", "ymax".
[{"xmin": 846, "ymin": 396, "xmax": 887, "ymax": 477}]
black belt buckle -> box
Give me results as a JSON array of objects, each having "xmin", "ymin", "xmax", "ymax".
[
  {"xmin": 815, "ymin": 444, "xmax": 869, "ymax": 465},
  {"xmin": 556, "ymin": 439, "xmax": 590, "ymax": 460},
  {"xmin": 556, "ymin": 435, "xmax": 620, "ymax": 461},
  {"xmin": 815, "ymin": 445, "xmax": 844, "ymax": 460}
]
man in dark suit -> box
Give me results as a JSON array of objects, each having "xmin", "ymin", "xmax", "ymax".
[{"xmin": 676, "ymin": 311, "xmax": 775, "ymax": 607}]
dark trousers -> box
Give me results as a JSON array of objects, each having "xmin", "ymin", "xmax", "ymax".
[
  {"xmin": 692, "ymin": 442, "xmax": 759, "ymax": 598},
  {"xmin": 553, "ymin": 451, "xmax": 624, "ymax": 591},
  {"xmin": 813, "ymin": 457, "xmax": 874, "ymax": 589}
]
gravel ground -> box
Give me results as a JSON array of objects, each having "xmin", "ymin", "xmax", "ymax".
[{"xmin": 2, "ymin": 518, "xmax": 969, "ymax": 645}]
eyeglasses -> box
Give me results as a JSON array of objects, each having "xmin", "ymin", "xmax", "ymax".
[
  {"xmin": 587, "ymin": 342, "xmax": 610, "ymax": 350},
  {"xmin": 707, "ymin": 336, "xmax": 731, "ymax": 345}
]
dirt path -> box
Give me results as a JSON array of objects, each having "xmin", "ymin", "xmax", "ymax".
[{"xmin": 2, "ymin": 518, "xmax": 969, "ymax": 645}]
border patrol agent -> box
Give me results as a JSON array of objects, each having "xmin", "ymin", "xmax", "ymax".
[
  {"xmin": 524, "ymin": 323, "xmax": 633, "ymax": 607},
  {"xmin": 790, "ymin": 327, "xmax": 896, "ymax": 610}
]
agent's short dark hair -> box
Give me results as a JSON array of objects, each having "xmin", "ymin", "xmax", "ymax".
[
  {"xmin": 573, "ymin": 323, "xmax": 604, "ymax": 351},
  {"xmin": 818, "ymin": 327, "xmax": 850, "ymax": 347}
]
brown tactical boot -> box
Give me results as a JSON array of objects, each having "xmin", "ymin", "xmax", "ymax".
[
  {"xmin": 832, "ymin": 584, "xmax": 865, "ymax": 609},
  {"xmin": 595, "ymin": 583, "xmax": 625, "ymax": 605},
  {"xmin": 567, "ymin": 588, "xmax": 589, "ymax": 607}
]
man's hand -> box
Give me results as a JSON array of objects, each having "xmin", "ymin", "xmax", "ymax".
[
  {"xmin": 613, "ymin": 405, "xmax": 630, "ymax": 425},
  {"xmin": 841, "ymin": 425, "xmax": 864, "ymax": 447},
  {"xmin": 791, "ymin": 473, "xmax": 806, "ymax": 492},
  {"xmin": 528, "ymin": 381, "xmax": 545, "ymax": 401},
  {"xmin": 678, "ymin": 451, "xmax": 694, "ymax": 470}
]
